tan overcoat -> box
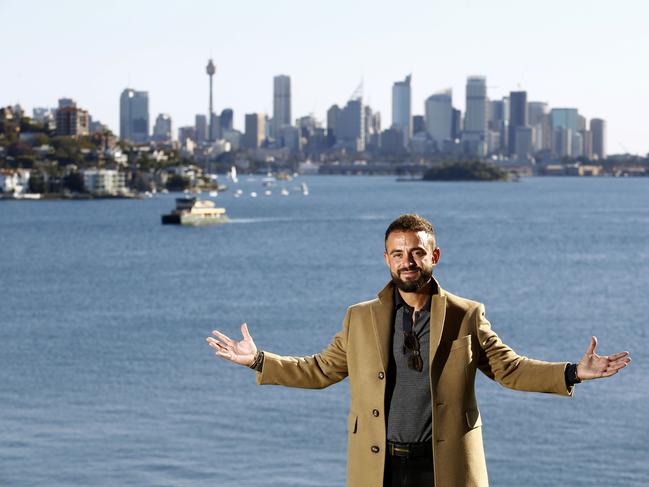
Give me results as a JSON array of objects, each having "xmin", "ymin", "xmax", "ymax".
[{"xmin": 257, "ymin": 281, "xmax": 572, "ymax": 487}]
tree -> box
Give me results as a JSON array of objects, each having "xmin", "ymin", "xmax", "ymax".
[{"xmin": 166, "ymin": 174, "xmax": 190, "ymax": 191}]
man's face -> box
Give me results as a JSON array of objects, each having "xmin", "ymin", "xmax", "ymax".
[{"xmin": 384, "ymin": 230, "xmax": 440, "ymax": 292}]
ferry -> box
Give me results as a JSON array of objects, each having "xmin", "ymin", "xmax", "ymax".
[{"xmin": 161, "ymin": 197, "xmax": 228, "ymax": 225}]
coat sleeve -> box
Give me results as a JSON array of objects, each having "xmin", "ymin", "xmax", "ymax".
[
  {"xmin": 474, "ymin": 303, "xmax": 573, "ymax": 396},
  {"xmin": 255, "ymin": 308, "xmax": 350, "ymax": 389}
]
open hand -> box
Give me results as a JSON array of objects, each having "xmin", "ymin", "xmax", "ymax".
[
  {"xmin": 206, "ymin": 323, "xmax": 258, "ymax": 367},
  {"xmin": 576, "ymin": 336, "xmax": 631, "ymax": 381}
]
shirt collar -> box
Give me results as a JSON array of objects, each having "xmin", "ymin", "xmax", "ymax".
[{"xmin": 393, "ymin": 279, "xmax": 437, "ymax": 312}]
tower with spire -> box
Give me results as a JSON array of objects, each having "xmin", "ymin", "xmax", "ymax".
[{"xmin": 206, "ymin": 59, "xmax": 216, "ymax": 142}]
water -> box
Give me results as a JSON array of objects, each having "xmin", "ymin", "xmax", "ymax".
[{"xmin": 1, "ymin": 176, "xmax": 647, "ymax": 486}]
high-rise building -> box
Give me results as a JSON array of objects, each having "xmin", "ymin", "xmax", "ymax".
[
  {"xmin": 528, "ymin": 102, "xmax": 550, "ymax": 152},
  {"xmin": 392, "ymin": 75, "xmax": 412, "ymax": 147},
  {"xmin": 514, "ymin": 126, "xmax": 534, "ymax": 160},
  {"xmin": 209, "ymin": 113, "xmax": 221, "ymax": 141},
  {"xmin": 58, "ymin": 98, "xmax": 76, "ymax": 109},
  {"xmin": 590, "ymin": 118, "xmax": 607, "ymax": 159},
  {"xmin": 327, "ymin": 105, "xmax": 341, "ymax": 138},
  {"xmin": 152, "ymin": 114, "xmax": 172, "ymax": 142},
  {"xmin": 580, "ymin": 130, "xmax": 593, "ymax": 160},
  {"xmin": 412, "ymin": 115, "xmax": 425, "ymax": 135},
  {"xmin": 243, "ymin": 113, "xmax": 265, "ymax": 149},
  {"xmin": 550, "ymin": 108, "xmax": 579, "ymax": 132},
  {"xmin": 451, "ymin": 108, "xmax": 462, "ymax": 141},
  {"xmin": 195, "ymin": 114, "xmax": 207, "ymax": 143},
  {"xmin": 56, "ymin": 106, "xmax": 89, "ymax": 137},
  {"xmin": 119, "ymin": 88, "xmax": 149, "ymax": 143},
  {"xmin": 220, "ymin": 109, "xmax": 234, "ymax": 132},
  {"xmin": 462, "ymin": 76, "xmax": 487, "ymax": 156},
  {"xmin": 336, "ymin": 99, "xmax": 365, "ymax": 152},
  {"xmin": 508, "ymin": 91, "xmax": 528, "ymax": 157},
  {"xmin": 178, "ymin": 126, "xmax": 196, "ymax": 145},
  {"xmin": 553, "ymin": 127, "xmax": 572, "ymax": 158},
  {"xmin": 425, "ymin": 89, "xmax": 453, "ymax": 150},
  {"xmin": 273, "ymin": 75, "xmax": 291, "ymax": 139}
]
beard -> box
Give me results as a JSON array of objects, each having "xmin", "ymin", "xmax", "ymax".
[{"xmin": 390, "ymin": 265, "xmax": 433, "ymax": 292}]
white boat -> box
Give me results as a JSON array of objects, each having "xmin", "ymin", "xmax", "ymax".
[
  {"xmin": 209, "ymin": 190, "xmax": 218, "ymax": 197},
  {"xmin": 228, "ymin": 166, "xmax": 238, "ymax": 183},
  {"xmin": 301, "ymin": 182, "xmax": 309, "ymax": 196},
  {"xmin": 161, "ymin": 198, "xmax": 228, "ymax": 225},
  {"xmin": 280, "ymin": 188, "xmax": 289, "ymax": 196},
  {"xmin": 250, "ymin": 192, "xmax": 258, "ymax": 198},
  {"xmin": 264, "ymin": 190, "xmax": 272, "ymax": 196}
]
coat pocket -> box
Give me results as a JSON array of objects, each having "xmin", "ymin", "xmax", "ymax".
[
  {"xmin": 465, "ymin": 408, "xmax": 482, "ymax": 430},
  {"xmin": 348, "ymin": 413, "xmax": 358, "ymax": 434}
]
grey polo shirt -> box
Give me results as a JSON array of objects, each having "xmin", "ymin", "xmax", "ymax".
[{"xmin": 386, "ymin": 285, "xmax": 434, "ymax": 443}]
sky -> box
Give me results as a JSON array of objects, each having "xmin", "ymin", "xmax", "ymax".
[{"xmin": 1, "ymin": 0, "xmax": 648, "ymax": 155}]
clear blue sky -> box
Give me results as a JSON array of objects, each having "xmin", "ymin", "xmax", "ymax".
[{"xmin": 2, "ymin": 0, "xmax": 647, "ymax": 155}]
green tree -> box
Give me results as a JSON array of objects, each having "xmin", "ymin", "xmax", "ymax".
[
  {"xmin": 166, "ymin": 174, "xmax": 190, "ymax": 191},
  {"xmin": 63, "ymin": 172, "xmax": 85, "ymax": 192}
]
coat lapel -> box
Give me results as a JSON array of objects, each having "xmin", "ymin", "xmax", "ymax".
[{"xmin": 370, "ymin": 283, "xmax": 394, "ymax": 372}]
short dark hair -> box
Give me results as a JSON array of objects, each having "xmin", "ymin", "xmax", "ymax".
[{"xmin": 385, "ymin": 214, "xmax": 436, "ymax": 249}]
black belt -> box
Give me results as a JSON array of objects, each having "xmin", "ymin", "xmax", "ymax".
[{"xmin": 387, "ymin": 440, "xmax": 432, "ymax": 459}]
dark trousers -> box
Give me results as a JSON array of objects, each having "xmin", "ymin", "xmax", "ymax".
[{"xmin": 384, "ymin": 455, "xmax": 434, "ymax": 486}]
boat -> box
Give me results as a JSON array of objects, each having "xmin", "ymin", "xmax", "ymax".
[
  {"xmin": 280, "ymin": 188, "xmax": 289, "ymax": 196},
  {"xmin": 161, "ymin": 197, "xmax": 228, "ymax": 225},
  {"xmin": 209, "ymin": 190, "xmax": 218, "ymax": 197},
  {"xmin": 228, "ymin": 166, "xmax": 239, "ymax": 183},
  {"xmin": 301, "ymin": 182, "xmax": 309, "ymax": 196}
]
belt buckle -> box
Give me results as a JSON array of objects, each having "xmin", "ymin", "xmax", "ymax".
[{"xmin": 390, "ymin": 443, "xmax": 410, "ymax": 457}]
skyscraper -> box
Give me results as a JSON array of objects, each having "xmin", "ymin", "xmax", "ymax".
[
  {"xmin": 550, "ymin": 108, "xmax": 579, "ymax": 132},
  {"xmin": 119, "ymin": 88, "xmax": 149, "ymax": 143},
  {"xmin": 273, "ymin": 75, "xmax": 291, "ymax": 139},
  {"xmin": 508, "ymin": 91, "xmax": 528, "ymax": 157},
  {"xmin": 243, "ymin": 113, "xmax": 265, "ymax": 149},
  {"xmin": 424, "ymin": 89, "xmax": 453, "ymax": 150},
  {"xmin": 392, "ymin": 75, "xmax": 412, "ymax": 147},
  {"xmin": 528, "ymin": 102, "xmax": 550, "ymax": 152},
  {"xmin": 462, "ymin": 76, "xmax": 487, "ymax": 156},
  {"xmin": 336, "ymin": 99, "xmax": 365, "ymax": 152},
  {"xmin": 220, "ymin": 109, "xmax": 234, "ymax": 132},
  {"xmin": 195, "ymin": 114, "xmax": 207, "ymax": 143},
  {"xmin": 590, "ymin": 118, "xmax": 607, "ymax": 159},
  {"xmin": 152, "ymin": 114, "xmax": 172, "ymax": 142}
]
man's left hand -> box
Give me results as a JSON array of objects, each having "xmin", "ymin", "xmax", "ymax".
[{"xmin": 576, "ymin": 336, "xmax": 631, "ymax": 381}]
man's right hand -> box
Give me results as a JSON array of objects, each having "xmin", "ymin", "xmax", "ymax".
[{"xmin": 206, "ymin": 323, "xmax": 258, "ymax": 367}]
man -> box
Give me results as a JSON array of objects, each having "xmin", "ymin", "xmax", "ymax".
[{"xmin": 207, "ymin": 214, "xmax": 630, "ymax": 487}]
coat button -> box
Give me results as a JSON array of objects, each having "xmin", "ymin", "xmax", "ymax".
[
  {"xmin": 372, "ymin": 409, "xmax": 380, "ymax": 417},
  {"xmin": 371, "ymin": 445, "xmax": 380, "ymax": 453},
  {"xmin": 378, "ymin": 372, "xmax": 385, "ymax": 380}
]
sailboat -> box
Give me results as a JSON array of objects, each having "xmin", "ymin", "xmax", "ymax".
[{"xmin": 228, "ymin": 166, "xmax": 239, "ymax": 184}]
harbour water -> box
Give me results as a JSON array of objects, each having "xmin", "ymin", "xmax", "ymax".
[{"xmin": 1, "ymin": 176, "xmax": 647, "ymax": 486}]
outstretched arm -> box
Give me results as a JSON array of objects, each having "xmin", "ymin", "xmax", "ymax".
[
  {"xmin": 576, "ymin": 336, "xmax": 631, "ymax": 381},
  {"xmin": 206, "ymin": 323, "xmax": 258, "ymax": 367}
]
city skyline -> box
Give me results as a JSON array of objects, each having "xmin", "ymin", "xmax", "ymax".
[{"xmin": 2, "ymin": 0, "xmax": 648, "ymax": 154}]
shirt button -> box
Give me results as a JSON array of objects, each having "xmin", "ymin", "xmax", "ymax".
[
  {"xmin": 378, "ymin": 372, "xmax": 385, "ymax": 380},
  {"xmin": 371, "ymin": 445, "xmax": 380, "ymax": 453},
  {"xmin": 372, "ymin": 409, "xmax": 380, "ymax": 417}
]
